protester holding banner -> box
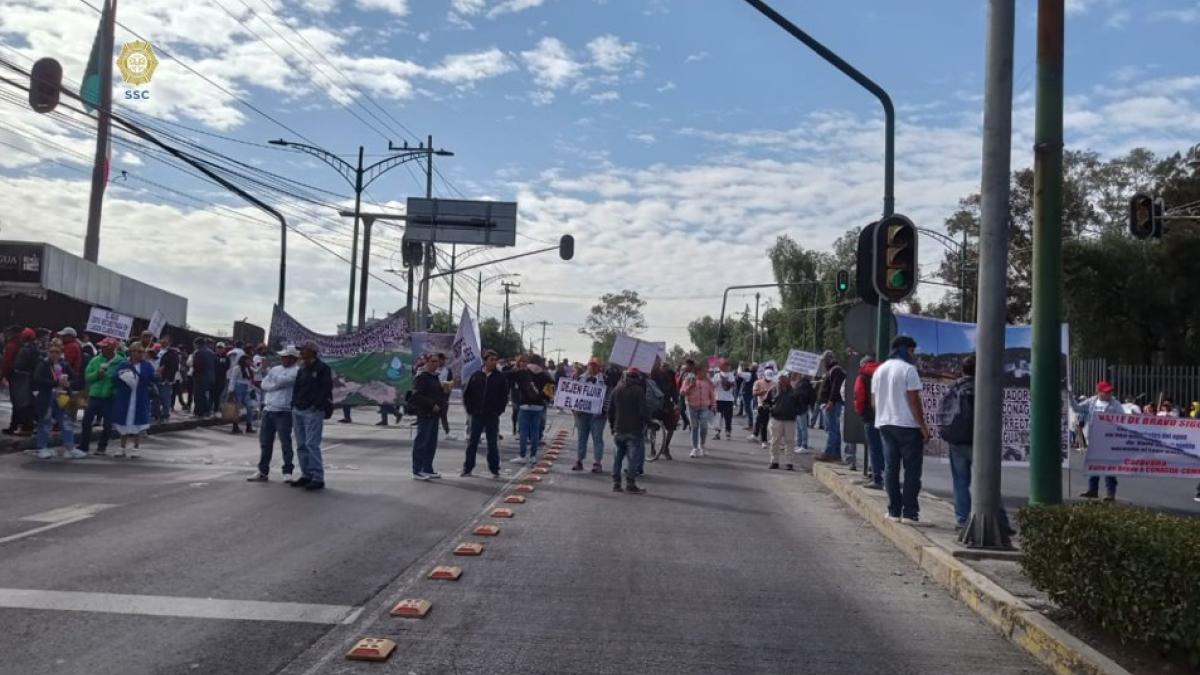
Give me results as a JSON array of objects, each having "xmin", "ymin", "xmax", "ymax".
[
  {"xmin": 681, "ymin": 360, "xmax": 716, "ymax": 458},
  {"xmin": 572, "ymin": 358, "xmax": 609, "ymax": 473},
  {"xmin": 1068, "ymin": 380, "xmax": 1125, "ymax": 501},
  {"xmin": 460, "ymin": 350, "xmax": 508, "ymax": 479}
]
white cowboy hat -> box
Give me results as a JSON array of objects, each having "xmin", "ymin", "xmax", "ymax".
[{"xmin": 279, "ymin": 345, "xmax": 301, "ymax": 358}]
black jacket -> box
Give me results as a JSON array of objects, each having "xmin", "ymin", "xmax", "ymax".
[
  {"xmin": 770, "ymin": 386, "xmax": 802, "ymax": 420},
  {"xmin": 817, "ymin": 364, "xmax": 846, "ymax": 405},
  {"xmin": 32, "ymin": 358, "xmax": 75, "ymax": 415},
  {"xmin": 796, "ymin": 379, "xmax": 816, "ymax": 410},
  {"xmin": 513, "ymin": 369, "xmax": 554, "ymax": 407},
  {"xmin": 159, "ymin": 347, "xmax": 181, "ymax": 381},
  {"xmin": 409, "ymin": 369, "xmax": 447, "ymax": 418},
  {"xmin": 292, "ymin": 358, "xmax": 333, "ymax": 414},
  {"xmin": 463, "ymin": 369, "xmax": 508, "ymax": 417},
  {"xmin": 608, "ymin": 377, "xmax": 648, "ymax": 434}
]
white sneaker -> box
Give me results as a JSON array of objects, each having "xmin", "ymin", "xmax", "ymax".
[
  {"xmin": 112, "ymin": 450, "xmax": 126, "ymax": 458},
  {"xmin": 794, "ymin": 447, "xmax": 810, "ymax": 454},
  {"xmin": 527, "ymin": 457, "xmax": 537, "ymax": 465},
  {"xmin": 283, "ymin": 472, "xmax": 295, "ymax": 483},
  {"xmin": 425, "ymin": 471, "xmax": 442, "ymax": 479},
  {"xmin": 713, "ymin": 430, "xmax": 721, "ymax": 440},
  {"xmin": 745, "ymin": 434, "xmax": 757, "ymax": 441},
  {"xmin": 127, "ymin": 450, "xmax": 140, "ymax": 459},
  {"xmin": 444, "ymin": 433, "xmax": 458, "ymax": 441},
  {"xmin": 698, "ymin": 445, "xmax": 707, "ymax": 456},
  {"xmin": 412, "ymin": 473, "xmax": 430, "ymax": 481},
  {"xmin": 886, "ymin": 515, "xmax": 901, "ymax": 523},
  {"xmin": 761, "ymin": 442, "xmax": 768, "ymax": 449},
  {"xmin": 509, "ymin": 457, "xmax": 526, "ymax": 464},
  {"xmin": 65, "ymin": 448, "xmax": 88, "ymax": 459},
  {"xmin": 689, "ymin": 448, "xmax": 699, "ymax": 458},
  {"xmin": 36, "ymin": 448, "xmax": 53, "ymax": 459}
]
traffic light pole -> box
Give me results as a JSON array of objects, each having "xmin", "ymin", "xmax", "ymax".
[
  {"xmin": 740, "ymin": 0, "xmax": 896, "ymax": 361},
  {"xmin": 715, "ymin": 281, "xmax": 825, "ymax": 358}
]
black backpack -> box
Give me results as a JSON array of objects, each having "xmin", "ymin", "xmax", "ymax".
[{"xmin": 937, "ymin": 378, "xmax": 974, "ymax": 444}]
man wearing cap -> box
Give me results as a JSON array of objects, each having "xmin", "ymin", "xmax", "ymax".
[
  {"xmin": 290, "ymin": 341, "xmax": 333, "ymax": 490},
  {"xmin": 1068, "ymin": 380, "xmax": 1124, "ymax": 501},
  {"xmin": 872, "ymin": 335, "xmax": 930, "ymax": 525},
  {"xmin": 572, "ymin": 357, "xmax": 609, "ymax": 473},
  {"xmin": 58, "ymin": 328, "xmax": 83, "ymax": 378},
  {"xmin": 247, "ymin": 346, "xmax": 301, "ymax": 483},
  {"xmin": 608, "ymin": 367, "xmax": 648, "ymax": 494},
  {"xmin": 78, "ymin": 338, "xmax": 126, "ymax": 456}
]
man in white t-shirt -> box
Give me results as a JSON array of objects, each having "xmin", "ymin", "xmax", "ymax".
[
  {"xmin": 871, "ymin": 335, "xmax": 930, "ymax": 525},
  {"xmin": 712, "ymin": 359, "xmax": 737, "ymax": 440}
]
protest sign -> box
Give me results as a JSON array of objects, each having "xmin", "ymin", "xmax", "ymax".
[
  {"xmin": 270, "ymin": 306, "xmax": 410, "ymax": 358},
  {"xmin": 147, "ymin": 309, "xmax": 166, "ymax": 338},
  {"xmin": 86, "ymin": 307, "xmax": 134, "ymax": 340},
  {"xmin": 1085, "ymin": 413, "xmax": 1200, "ymax": 478},
  {"xmin": 706, "ymin": 355, "xmax": 720, "ymax": 370},
  {"xmin": 895, "ymin": 314, "xmax": 1070, "ymax": 465},
  {"xmin": 554, "ymin": 378, "xmax": 606, "ymax": 415},
  {"xmin": 451, "ymin": 307, "xmax": 483, "ymax": 382},
  {"xmin": 785, "ymin": 349, "xmax": 821, "ymax": 376},
  {"xmin": 609, "ymin": 334, "xmax": 659, "ymax": 372}
]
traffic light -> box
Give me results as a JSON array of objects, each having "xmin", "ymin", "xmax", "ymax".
[
  {"xmin": 835, "ymin": 269, "xmax": 849, "ymax": 295},
  {"xmin": 1128, "ymin": 192, "xmax": 1163, "ymax": 239},
  {"xmin": 28, "ymin": 57, "xmax": 63, "ymax": 114},
  {"xmin": 855, "ymin": 223, "xmax": 879, "ymax": 306},
  {"xmin": 558, "ymin": 234, "xmax": 574, "ymax": 261},
  {"xmin": 872, "ymin": 214, "xmax": 918, "ymax": 303}
]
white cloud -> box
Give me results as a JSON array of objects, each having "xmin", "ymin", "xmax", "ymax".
[
  {"xmin": 424, "ymin": 48, "xmax": 515, "ymax": 85},
  {"xmin": 587, "ymin": 34, "xmax": 638, "ymax": 72},
  {"xmin": 355, "ymin": 0, "xmax": 409, "ymax": 16},
  {"xmin": 519, "ymin": 34, "xmax": 642, "ymax": 104},
  {"xmin": 628, "ymin": 132, "xmax": 656, "ymax": 144},
  {"xmin": 587, "ymin": 90, "xmax": 619, "ymax": 103},
  {"xmin": 450, "ymin": 0, "xmax": 547, "ymax": 19},
  {"xmin": 685, "ymin": 51, "xmax": 708, "ymax": 63},
  {"xmin": 1150, "ymin": 2, "xmax": 1200, "ymax": 23},
  {"xmin": 521, "ymin": 37, "xmax": 584, "ymax": 90},
  {"xmin": 657, "ymin": 81, "xmax": 677, "ymax": 93}
]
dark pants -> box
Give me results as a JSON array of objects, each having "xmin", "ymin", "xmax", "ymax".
[
  {"xmin": 440, "ymin": 404, "xmax": 450, "ymax": 434},
  {"xmin": 880, "ymin": 425, "xmax": 924, "ymax": 519},
  {"xmin": 257, "ymin": 410, "xmax": 294, "ymax": 476},
  {"xmin": 716, "ymin": 400, "xmax": 734, "ymax": 433},
  {"xmin": 341, "ymin": 405, "xmax": 352, "ymax": 422},
  {"xmin": 212, "ymin": 378, "xmax": 226, "ymax": 413},
  {"xmin": 463, "ymin": 414, "xmax": 500, "ymax": 475},
  {"xmin": 948, "ymin": 443, "xmax": 1012, "ymax": 529},
  {"xmin": 679, "ymin": 400, "xmax": 690, "ymax": 429},
  {"xmin": 193, "ymin": 381, "xmax": 212, "ymax": 417},
  {"xmin": 613, "ymin": 432, "xmax": 645, "ymax": 481},
  {"xmin": 413, "ymin": 416, "xmax": 440, "ymax": 475},
  {"xmin": 1087, "ymin": 475, "xmax": 1118, "ymax": 497},
  {"xmin": 78, "ymin": 396, "xmax": 113, "ymax": 452},
  {"xmin": 379, "ymin": 404, "xmax": 401, "ymax": 424},
  {"xmin": 754, "ymin": 403, "xmax": 770, "ymax": 442},
  {"xmin": 741, "ymin": 391, "xmax": 755, "ymax": 428},
  {"xmin": 865, "ymin": 421, "xmax": 884, "ymax": 485}
]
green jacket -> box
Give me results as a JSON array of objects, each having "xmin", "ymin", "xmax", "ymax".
[{"xmin": 85, "ymin": 353, "xmax": 126, "ymax": 399}]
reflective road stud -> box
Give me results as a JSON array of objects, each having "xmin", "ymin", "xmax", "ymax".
[
  {"xmin": 491, "ymin": 508, "xmax": 514, "ymax": 518},
  {"xmin": 515, "ymin": 484, "xmax": 534, "ymax": 493},
  {"xmin": 504, "ymin": 495, "xmax": 527, "ymax": 504},
  {"xmin": 390, "ymin": 599, "xmax": 432, "ymax": 618},
  {"xmin": 428, "ymin": 565, "xmax": 463, "ymax": 580},
  {"xmin": 473, "ymin": 524, "xmax": 500, "ymax": 536},
  {"xmin": 536, "ymin": 462, "xmax": 553, "ymax": 469},
  {"xmin": 454, "ymin": 542, "xmax": 484, "ymax": 556},
  {"xmin": 346, "ymin": 638, "xmax": 397, "ymax": 662},
  {"xmin": 532, "ymin": 467, "xmax": 549, "ymax": 474},
  {"xmin": 522, "ymin": 475, "xmax": 542, "ymax": 483}
]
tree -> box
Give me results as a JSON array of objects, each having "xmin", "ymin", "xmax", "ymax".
[
  {"xmin": 478, "ymin": 317, "xmax": 524, "ymax": 358},
  {"xmin": 426, "ymin": 311, "xmax": 454, "ymax": 334},
  {"xmin": 579, "ymin": 290, "xmax": 647, "ymax": 360}
]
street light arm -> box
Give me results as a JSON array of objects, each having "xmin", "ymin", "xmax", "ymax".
[
  {"xmin": 361, "ymin": 151, "xmax": 435, "ymax": 190},
  {"xmin": 714, "ymin": 281, "xmax": 830, "ymax": 357},
  {"xmin": 427, "ymin": 244, "xmax": 561, "ymax": 280},
  {"xmin": 916, "ymin": 227, "xmax": 964, "ymax": 251},
  {"xmin": 270, "ymin": 139, "xmax": 356, "ymax": 187}
]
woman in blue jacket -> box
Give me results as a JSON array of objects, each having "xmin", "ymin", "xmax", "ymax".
[{"xmin": 110, "ymin": 342, "xmax": 158, "ymax": 457}]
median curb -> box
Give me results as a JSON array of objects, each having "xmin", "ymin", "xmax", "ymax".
[
  {"xmin": 0, "ymin": 415, "xmax": 225, "ymax": 456},
  {"xmin": 812, "ymin": 462, "xmax": 1130, "ymax": 675}
]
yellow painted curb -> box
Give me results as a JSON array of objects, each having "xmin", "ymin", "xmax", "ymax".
[{"xmin": 812, "ymin": 464, "xmax": 1130, "ymax": 675}]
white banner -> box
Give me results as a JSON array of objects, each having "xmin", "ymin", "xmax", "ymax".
[
  {"xmin": 554, "ymin": 378, "xmax": 606, "ymax": 415},
  {"xmin": 86, "ymin": 307, "xmax": 134, "ymax": 340},
  {"xmin": 147, "ymin": 309, "xmax": 166, "ymax": 338},
  {"xmin": 451, "ymin": 306, "xmax": 483, "ymax": 383},
  {"xmin": 609, "ymin": 334, "xmax": 659, "ymax": 372},
  {"xmin": 1085, "ymin": 413, "xmax": 1200, "ymax": 478},
  {"xmin": 785, "ymin": 349, "xmax": 821, "ymax": 376}
]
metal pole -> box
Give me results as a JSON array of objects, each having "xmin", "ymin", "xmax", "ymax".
[
  {"xmin": 960, "ymin": 229, "xmax": 968, "ymax": 322},
  {"xmin": 347, "ymin": 146, "xmax": 364, "ymax": 334},
  {"xmin": 448, "ymin": 244, "xmax": 457, "ymax": 324},
  {"xmin": 83, "ymin": 0, "xmax": 115, "ymax": 263},
  {"xmin": 963, "ymin": 0, "xmax": 1016, "ymax": 549},
  {"xmin": 715, "ymin": 288, "xmax": 731, "ymax": 357},
  {"xmin": 752, "ymin": 292, "xmax": 760, "ymax": 362},
  {"xmin": 476, "ymin": 272, "xmax": 482, "ymax": 319},
  {"xmin": 279, "ymin": 213, "xmax": 286, "ymax": 311},
  {"xmin": 1029, "ymin": 0, "xmax": 1065, "ymax": 505},
  {"xmin": 540, "ymin": 321, "xmax": 548, "ymax": 356},
  {"xmin": 420, "ymin": 134, "xmax": 435, "ymax": 332},
  {"xmin": 356, "ymin": 215, "xmax": 373, "ymax": 327}
]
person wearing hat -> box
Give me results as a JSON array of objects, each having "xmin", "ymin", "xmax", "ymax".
[
  {"xmin": 572, "ymin": 357, "xmax": 609, "ymax": 473},
  {"xmin": 77, "ymin": 337, "xmax": 125, "ymax": 455},
  {"xmin": 32, "ymin": 339, "xmax": 86, "ymax": 460},
  {"xmin": 247, "ymin": 346, "xmax": 301, "ymax": 483},
  {"xmin": 1068, "ymin": 380, "xmax": 1125, "ymax": 501},
  {"xmin": 607, "ymin": 366, "xmax": 648, "ymax": 494},
  {"xmin": 290, "ymin": 341, "xmax": 333, "ymax": 490},
  {"xmin": 4, "ymin": 328, "xmax": 40, "ymax": 436},
  {"xmin": 57, "ymin": 327, "xmax": 84, "ymax": 379},
  {"xmin": 871, "ymin": 335, "xmax": 930, "ymax": 525}
]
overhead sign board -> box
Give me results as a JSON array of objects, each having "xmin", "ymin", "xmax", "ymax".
[
  {"xmin": 404, "ymin": 198, "xmax": 517, "ymax": 247},
  {"xmin": 0, "ymin": 243, "xmax": 43, "ymax": 284}
]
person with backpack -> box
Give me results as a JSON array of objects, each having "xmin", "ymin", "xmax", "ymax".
[
  {"xmin": 853, "ymin": 355, "xmax": 884, "ymax": 490},
  {"xmin": 871, "ymin": 335, "xmax": 930, "ymax": 525},
  {"xmin": 607, "ymin": 367, "xmax": 648, "ymax": 494},
  {"xmin": 938, "ymin": 355, "xmax": 1012, "ymax": 532},
  {"xmin": 814, "ymin": 354, "xmax": 847, "ymax": 464}
]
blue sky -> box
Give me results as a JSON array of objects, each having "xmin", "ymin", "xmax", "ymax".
[{"xmin": 1, "ymin": 0, "xmax": 1198, "ymax": 356}]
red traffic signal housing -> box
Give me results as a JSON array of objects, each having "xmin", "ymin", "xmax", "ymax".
[{"xmin": 871, "ymin": 215, "xmax": 918, "ymax": 303}]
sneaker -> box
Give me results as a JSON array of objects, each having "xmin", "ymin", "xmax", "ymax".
[
  {"xmin": 304, "ymin": 481, "xmax": 325, "ymax": 491},
  {"xmin": 491, "ymin": 472, "xmax": 502, "ymax": 480},
  {"xmin": 283, "ymin": 473, "xmax": 296, "ymax": 483},
  {"xmin": 246, "ymin": 473, "xmax": 268, "ymax": 482},
  {"xmin": 689, "ymin": 448, "xmax": 699, "ymax": 458},
  {"xmin": 444, "ymin": 433, "xmax": 458, "ymax": 441},
  {"xmin": 509, "ymin": 457, "xmax": 527, "ymax": 464},
  {"xmin": 864, "ymin": 482, "xmax": 884, "ymax": 491},
  {"xmin": 713, "ymin": 430, "xmax": 721, "ymax": 440},
  {"xmin": 127, "ymin": 450, "xmax": 140, "ymax": 459},
  {"xmin": 697, "ymin": 447, "xmax": 706, "ymax": 457},
  {"xmin": 36, "ymin": 448, "xmax": 54, "ymax": 460},
  {"xmin": 785, "ymin": 464, "xmax": 795, "ymax": 471},
  {"xmin": 65, "ymin": 449, "xmax": 88, "ymax": 460},
  {"xmin": 612, "ymin": 482, "xmax": 624, "ymax": 493},
  {"xmin": 572, "ymin": 461, "xmax": 584, "ymax": 471},
  {"xmin": 813, "ymin": 455, "xmax": 839, "ymax": 463},
  {"xmin": 425, "ymin": 471, "xmax": 442, "ymax": 479},
  {"xmin": 412, "ymin": 473, "xmax": 430, "ymax": 481},
  {"xmin": 1079, "ymin": 490, "xmax": 1099, "ymax": 499},
  {"xmin": 1102, "ymin": 495, "xmax": 1115, "ymax": 502},
  {"xmin": 900, "ymin": 517, "xmax": 920, "ymax": 525},
  {"xmin": 112, "ymin": 450, "xmax": 126, "ymax": 458},
  {"xmin": 290, "ymin": 476, "xmax": 312, "ymax": 487},
  {"xmin": 760, "ymin": 442, "xmax": 768, "ymax": 449},
  {"xmin": 625, "ymin": 481, "xmax": 646, "ymax": 495},
  {"xmin": 591, "ymin": 462, "xmax": 603, "ymax": 473},
  {"xmin": 793, "ymin": 447, "xmax": 809, "ymax": 454},
  {"xmin": 460, "ymin": 470, "xmax": 473, "ymax": 478},
  {"xmin": 374, "ymin": 421, "xmax": 388, "ymax": 427},
  {"xmin": 1194, "ymin": 491, "xmax": 1200, "ymax": 503},
  {"xmin": 745, "ymin": 434, "xmax": 757, "ymax": 441},
  {"xmin": 338, "ymin": 419, "xmax": 351, "ymax": 424},
  {"xmin": 847, "ymin": 463, "xmax": 858, "ymax": 472},
  {"xmin": 768, "ymin": 463, "xmax": 780, "ymax": 470},
  {"xmin": 886, "ymin": 515, "xmax": 901, "ymax": 522},
  {"xmin": 93, "ymin": 448, "xmax": 107, "ymax": 456},
  {"xmin": 527, "ymin": 457, "xmax": 537, "ymax": 465}
]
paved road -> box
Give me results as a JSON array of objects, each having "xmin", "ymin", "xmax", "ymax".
[{"xmin": 0, "ymin": 410, "xmax": 1041, "ymax": 674}]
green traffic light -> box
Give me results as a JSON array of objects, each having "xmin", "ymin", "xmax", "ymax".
[{"xmin": 887, "ymin": 269, "xmax": 907, "ymax": 289}]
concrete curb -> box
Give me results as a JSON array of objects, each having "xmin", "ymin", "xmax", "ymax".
[
  {"xmin": 0, "ymin": 416, "xmax": 225, "ymax": 455},
  {"xmin": 812, "ymin": 463, "xmax": 1130, "ymax": 675}
]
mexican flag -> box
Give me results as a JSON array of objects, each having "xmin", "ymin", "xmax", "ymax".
[{"xmin": 79, "ymin": 0, "xmax": 114, "ymax": 113}]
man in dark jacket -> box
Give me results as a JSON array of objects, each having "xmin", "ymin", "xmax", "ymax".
[
  {"xmin": 461, "ymin": 350, "xmax": 508, "ymax": 478},
  {"xmin": 607, "ymin": 367, "xmax": 648, "ymax": 494},
  {"xmin": 511, "ymin": 355, "xmax": 554, "ymax": 464},
  {"xmin": 191, "ymin": 339, "xmax": 216, "ymax": 417},
  {"xmin": 409, "ymin": 352, "xmax": 448, "ymax": 481},
  {"xmin": 8, "ymin": 328, "xmax": 40, "ymax": 435},
  {"xmin": 815, "ymin": 354, "xmax": 847, "ymax": 463},
  {"xmin": 157, "ymin": 335, "xmax": 181, "ymax": 421},
  {"xmin": 290, "ymin": 341, "xmax": 333, "ymax": 491},
  {"xmin": 854, "ymin": 355, "xmax": 884, "ymax": 489}
]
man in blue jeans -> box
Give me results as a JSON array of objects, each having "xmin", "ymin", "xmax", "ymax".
[
  {"xmin": 572, "ymin": 358, "xmax": 608, "ymax": 473},
  {"xmin": 460, "ymin": 350, "xmax": 507, "ymax": 478},
  {"xmin": 289, "ymin": 341, "xmax": 333, "ymax": 491},
  {"xmin": 247, "ymin": 346, "xmax": 300, "ymax": 483},
  {"xmin": 409, "ymin": 352, "xmax": 448, "ymax": 480},
  {"xmin": 871, "ymin": 335, "xmax": 929, "ymax": 524},
  {"xmin": 814, "ymin": 355, "xmax": 847, "ymax": 464},
  {"xmin": 853, "ymin": 355, "xmax": 884, "ymax": 489},
  {"xmin": 939, "ymin": 355, "xmax": 1012, "ymax": 532},
  {"xmin": 608, "ymin": 368, "xmax": 648, "ymax": 494}
]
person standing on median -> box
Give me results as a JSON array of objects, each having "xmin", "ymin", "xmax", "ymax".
[
  {"xmin": 608, "ymin": 367, "xmax": 648, "ymax": 494},
  {"xmin": 572, "ymin": 357, "xmax": 608, "ymax": 473},
  {"xmin": 681, "ymin": 359, "xmax": 716, "ymax": 458},
  {"xmin": 409, "ymin": 352, "xmax": 448, "ymax": 481},
  {"xmin": 766, "ymin": 372, "xmax": 801, "ymax": 471},
  {"xmin": 246, "ymin": 345, "xmax": 300, "ymax": 483},
  {"xmin": 871, "ymin": 335, "xmax": 931, "ymax": 525},
  {"xmin": 1067, "ymin": 380, "xmax": 1124, "ymax": 501},
  {"xmin": 460, "ymin": 350, "xmax": 508, "ymax": 479},
  {"xmin": 853, "ymin": 355, "xmax": 884, "ymax": 490},
  {"xmin": 78, "ymin": 337, "xmax": 124, "ymax": 456},
  {"xmin": 814, "ymin": 353, "xmax": 848, "ymax": 464},
  {"xmin": 290, "ymin": 341, "xmax": 333, "ymax": 491}
]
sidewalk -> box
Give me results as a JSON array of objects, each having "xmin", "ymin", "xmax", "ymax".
[{"xmin": 0, "ymin": 402, "xmax": 224, "ymax": 455}]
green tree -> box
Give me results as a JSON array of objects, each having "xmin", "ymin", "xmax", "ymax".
[
  {"xmin": 579, "ymin": 290, "xmax": 647, "ymax": 360},
  {"xmin": 478, "ymin": 317, "xmax": 524, "ymax": 358}
]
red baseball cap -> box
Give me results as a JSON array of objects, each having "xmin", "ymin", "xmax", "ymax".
[{"xmin": 1096, "ymin": 380, "xmax": 1114, "ymax": 394}]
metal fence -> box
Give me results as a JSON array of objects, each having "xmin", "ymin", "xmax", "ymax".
[{"xmin": 1072, "ymin": 358, "xmax": 1200, "ymax": 406}]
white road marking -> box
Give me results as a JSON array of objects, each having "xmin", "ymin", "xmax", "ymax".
[
  {"xmin": 0, "ymin": 588, "xmax": 363, "ymax": 625},
  {"xmin": 20, "ymin": 503, "xmax": 117, "ymax": 523}
]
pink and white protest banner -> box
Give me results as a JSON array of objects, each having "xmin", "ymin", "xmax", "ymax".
[{"xmin": 1084, "ymin": 413, "xmax": 1200, "ymax": 478}]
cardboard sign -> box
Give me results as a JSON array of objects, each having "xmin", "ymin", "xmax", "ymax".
[
  {"xmin": 554, "ymin": 378, "xmax": 606, "ymax": 415},
  {"xmin": 609, "ymin": 334, "xmax": 659, "ymax": 372},
  {"xmin": 147, "ymin": 309, "xmax": 166, "ymax": 338},
  {"xmin": 785, "ymin": 349, "xmax": 822, "ymax": 376},
  {"xmin": 86, "ymin": 307, "xmax": 134, "ymax": 340}
]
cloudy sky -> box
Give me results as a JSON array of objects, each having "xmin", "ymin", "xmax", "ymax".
[{"xmin": 1, "ymin": 0, "xmax": 1198, "ymax": 357}]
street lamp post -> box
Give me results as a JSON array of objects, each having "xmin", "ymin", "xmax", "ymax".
[
  {"xmin": 478, "ymin": 272, "xmax": 519, "ymax": 320},
  {"xmin": 917, "ymin": 227, "xmax": 970, "ymax": 322},
  {"xmin": 268, "ymin": 138, "xmax": 453, "ymax": 332}
]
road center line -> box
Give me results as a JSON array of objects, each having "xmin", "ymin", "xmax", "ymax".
[{"xmin": 0, "ymin": 588, "xmax": 362, "ymax": 625}]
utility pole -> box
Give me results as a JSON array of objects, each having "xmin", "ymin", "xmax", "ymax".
[
  {"xmin": 421, "ymin": 134, "xmax": 435, "ymax": 331},
  {"xmin": 82, "ymin": 0, "xmax": 115, "ymax": 264},
  {"xmin": 752, "ymin": 292, "xmax": 760, "ymax": 362},
  {"xmin": 963, "ymin": 0, "xmax": 1016, "ymax": 549},
  {"xmin": 501, "ymin": 281, "xmax": 520, "ymax": 334},
  {"xmin": 1029, "ymin": 0, "xmax": 1065, "ymax": 505},
  {"xmin": 448, "ymin": 244, "xmax": 457, "ymax": 326},
  {"xmin": 476, "ymin": 271, "xmax": 483, "ymax": 320},
  {"xmin": 534, "ymin": 320, "xmax": 552, "ymax": 355}
]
